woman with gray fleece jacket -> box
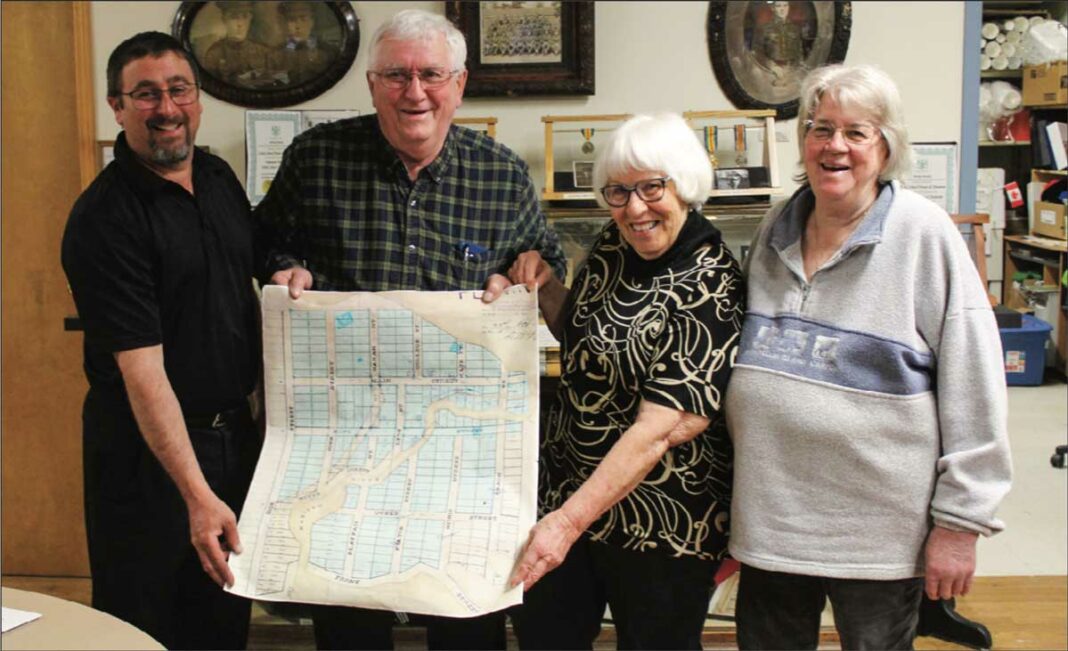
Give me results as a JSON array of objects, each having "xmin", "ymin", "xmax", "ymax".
[{"xmin": 725, "ymin": 64, "xmax": 1012, "ymax": 650}]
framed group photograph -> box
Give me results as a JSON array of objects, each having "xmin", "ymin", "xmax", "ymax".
[
  {"xmin": 172, "ymin": 1, "xmax": 359, "ymax": 108},
  {"xmin": 706, "ymin": 1, "xmax": 851, "ymax": 119},
  {"xmin": 445, "ymin": 1, "xmax": 595, "ymax": 97}
]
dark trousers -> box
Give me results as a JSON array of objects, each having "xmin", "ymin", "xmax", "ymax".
[
  {"xmin": 312, "ymin": 606, "xmax": 507, "ymax": 650},
  {"xmin": 512, "ymin": 537, "xmax": 720, "ymax": 650},
  {"xmin": 736, "ymin": 564, "xmax": 924, "ymax": 651},
  {"xmin": 83, "ymin": 388, "xmax": 261, "ymax": 650}
]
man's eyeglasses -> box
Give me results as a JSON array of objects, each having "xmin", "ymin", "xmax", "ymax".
[
  {"xmin": 601, "ymin": 177, "xmax": 671, "ymax": 208},
  {"xmin": 371, "ymin": 68, "xmax": 459, "ymax": 90},
  {"xmin": 804, "ymin": 120, "xmax": 882, "ymax": 146},
  {"xmin": 120, "ymin": 84, "xmax": 199, "ymax": 110}
]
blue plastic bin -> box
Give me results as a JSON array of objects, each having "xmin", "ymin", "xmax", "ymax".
[{"xmin": 999, "ymin": 314, "xmax": 1053, "ymax": 386}]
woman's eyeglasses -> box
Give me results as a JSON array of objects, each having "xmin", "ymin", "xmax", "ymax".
[
  {"xmin": 601, "ymin": 177, "xmax": 671, "ymax": 207},
  {"xmin": 804, "ymin": 120, "xmax": 882, "ymax": 146}
]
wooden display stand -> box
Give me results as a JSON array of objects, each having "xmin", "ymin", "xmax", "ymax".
[
  {"xmin": 682, "ymin": 109, "xmax": 782, "ymax": 199},
  {"xmin": 453, "ymin": 116, "xmax": 498, "ymax": 139}
]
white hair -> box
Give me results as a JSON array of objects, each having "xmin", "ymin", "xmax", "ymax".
[
  {"xmin": 593, "ymin": 113, "xmax": 713, "ymax": 210},
  {"xmin": 795, "ymin": 63, "xmax": 912, "ymax": 183},
  {"xmin": 368, "ymin": 9, "xmax": 467, "ymax": 72}
]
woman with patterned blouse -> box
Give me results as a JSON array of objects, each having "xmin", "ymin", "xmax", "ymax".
[{"xmin": 486, "ymin": 113, "xmax": 745, "ymax": 649}]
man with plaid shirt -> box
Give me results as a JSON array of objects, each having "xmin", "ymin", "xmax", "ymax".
[
  {"xmin": 256, "ymin": 9, "xmax": 565, "ymax": 301},
  {"xmin": 253, "ymin": 9, "xmax": 565, "ymax": 651}
]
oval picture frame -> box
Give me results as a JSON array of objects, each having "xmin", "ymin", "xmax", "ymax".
[
  {"xmin": 172, "ymin": 1, "xmax": 359, "ymax": 108},
  {"xmin": 707, "ymin": 1, "xmax": 851, "ymax": 120}
]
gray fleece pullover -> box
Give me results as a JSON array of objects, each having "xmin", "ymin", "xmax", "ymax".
[{"xmin": 726, "ymin": 182, "xmax": 1012, "ymax": 580}]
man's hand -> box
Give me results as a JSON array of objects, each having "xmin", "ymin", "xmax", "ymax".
[
  {"xmin": 508, "ymin": 251, "xmax": 554, "ymax": 292},
  {"xmin": 924, "ymin": 525, "xmax": 978, "ymax": 600},
  {"xmin": 508, "ymin": 509, "xmax": 583, "ymax": 591},
  {"xmin": 188, "ymin": 491, "xmax": 242, "ymax": 588},
  {"xmin": 481, "ymin": 273, "xmax": 513, "ymax": 303},
  {"xmin": 270, "ymin": 266, "xmax": 313, "ymax": 299}
]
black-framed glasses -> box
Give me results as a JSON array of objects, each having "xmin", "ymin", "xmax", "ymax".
[
  {"xmin": 120, "ymin": 84, "xmax": 199, "ymax": 110},
  {"xmin": 600, "ymin": 176, "xmax": 671, "ymax": 207},
  {"xmin": 370, "ymin": 68, "xmax": 459, "ymax": 90},
  {"xmin": 804, "ymin": 120, "xmax": 882, "ymax": 146}
]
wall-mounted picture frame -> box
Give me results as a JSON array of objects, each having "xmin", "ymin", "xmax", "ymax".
[
  {"xmin": 96, "ymin": 140, "xmax": 115, "ymax": 173},
  {"xmin": 572, "ymin": 161, "xmax": 594, "ymax": 189},
  {"xmin": 706, "ymin": 1, "xmax": 851, "ymax": 120},
  {"xmin": 172, "ymin": 1, "xmax": 359, "ymax": 109},
  {"xmin": 445, "ymin": 1, "xmax": 594, "ymax": 97}
]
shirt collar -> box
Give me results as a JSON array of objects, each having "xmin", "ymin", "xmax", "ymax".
[
  {"xmin": 113, "ymin": 131, "xmax": 215, "ymax": 197},
  {"xmin": 769, "ymin": 181, "xmax": 896, "ymax": 253},
  {"xmin": 373, "ymin": 117, "xmax": 453, "ymax": 185}
]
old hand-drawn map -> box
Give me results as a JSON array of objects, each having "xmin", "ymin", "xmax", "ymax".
[{"xmin": 227, "ymin": 286, "xmax": 538, "ymax": 617}]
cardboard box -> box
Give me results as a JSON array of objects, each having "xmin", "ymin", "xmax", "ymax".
[
  {"xmin": 1032, "ymin": 200, "xmax": 1067, "ymax": 240},
  {"xmin": 1023, "ymin": 61, "xmax": 1068, "ymax": 107}
]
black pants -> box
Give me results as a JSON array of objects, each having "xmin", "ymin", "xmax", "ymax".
[
  {"xmin": 83, "ymin": 388, "xmax": 261, "ymax": 650},
  {"xmin": 312, "ymin": 606, "xmax": 507, "ymax": 650},
  {"xmin": 512, "ymin": 537, "xmax": 720, "ymax": 650},
  {"xmin": 736, "ymin": 564, "xmax": 924, "ymax": 651}
]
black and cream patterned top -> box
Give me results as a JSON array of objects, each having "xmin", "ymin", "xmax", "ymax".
[{"xmin": 541, "ymin": 210, "xmax": 744, "ymax": 560}]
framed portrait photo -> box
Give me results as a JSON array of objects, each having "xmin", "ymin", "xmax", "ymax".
[
  {"xmin": 172, "ymin": 1, "xmax": 359, "ymax": 108},
  {"xmin": 706, "ymin": 1, "xmax": 852, "ymax": 120},
  {"xmin": 714, "ymin": 168, "xmax": 751, "ymax": 190},
  {"xmin": 572, "ymin": 161, "xmax": 594, "ymax": 189},
  {"xmin": 445, "ymin": 1, "xmax": 594, "ymax": 97}
]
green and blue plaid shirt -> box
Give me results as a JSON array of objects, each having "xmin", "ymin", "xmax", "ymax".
[{"xmin": 254, "ymin": 114, "xmax": 565, "ymax": 292}]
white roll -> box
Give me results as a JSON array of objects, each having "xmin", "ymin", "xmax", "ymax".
[
  {"xmin": 984, "ymin": 41, "xmax": 1002, "ymax": 57},
  {"xmin": 982, "ymin": 22, "xmax": 1000, "ymax": 39},
  {"xmin": 996, "ymin": 33, "xmax": 1007, "ymax": 43},
  {"xmin": 1002, "ymin": 43, "xmax": 1017, "ymax": 57},
  {"xmin": 1003, "ymin": 19, "xmax": 1015, "ymax": 32},
  {"xmin": 992, "ymin": 55, "xmax": 1009, "ymax": 70},
  {"xmin": 1029, "ymin": 15, "xmax": 1044, "ymax": 27},
  {"xmin": 980, "ymin": 54, "xmax": 992, "ymax": 70},
  {"xmin": 1006, "ymin": 31, "xmax": 1022, "ymax": 44},
  {"xmin": 1007, "ymin": 56, "xmax": 1022, "ymax": 70},
  {"xmin": 1013, "ymin": 16, "xmax": 1029, "ymax": 32}
]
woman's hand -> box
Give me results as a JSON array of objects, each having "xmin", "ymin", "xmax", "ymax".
[
  {"xmin": 509, "ymin": 251, "xmax": 556, "ymax": 292},
  {"xmin": 509, "ymin": 509, "xmax": 584, "ymax": 591}
]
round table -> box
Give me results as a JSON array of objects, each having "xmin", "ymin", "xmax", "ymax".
[{"xmin": 1, "ymin": 587, "xmax": 163, "ymax": 650}]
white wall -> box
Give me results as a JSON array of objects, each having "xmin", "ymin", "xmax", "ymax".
[{"xmin": 91, "ymin": 1, "xmax": 965, "ymax": 199}]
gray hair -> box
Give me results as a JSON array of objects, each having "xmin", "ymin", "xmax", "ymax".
[
  {"xmin": 593, "ymin": 113, "xmax": 713, "ymax": 211},
  {"xmin": 368, "ymin": 9, "xmax": 467, "ymax": 72},
  {"xmin": 795, "ymin": 64, "xmax": 911, "ymax": 183}
]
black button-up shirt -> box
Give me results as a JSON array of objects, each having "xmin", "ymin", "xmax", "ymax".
[
  {"xmin": 62, "ymin": 132, "xmax": 258, "ymax": 416},
  {"xmin": 254, "ymin": 114, "xmax": 566, "ymax": 291}
]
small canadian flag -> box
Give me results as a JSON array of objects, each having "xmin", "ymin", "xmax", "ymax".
[{"xmin": 1004, "ymin": 181, "xmax": 1024, "ymax": 208}]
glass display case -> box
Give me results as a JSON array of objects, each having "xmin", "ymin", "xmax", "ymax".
[
  {"xmin": 682, "ymin": 109, "xmax": 781, "ymax": 198},
  {"xmin": 541, "ymin": 113, "xmax": 632, "ymax": 201}
]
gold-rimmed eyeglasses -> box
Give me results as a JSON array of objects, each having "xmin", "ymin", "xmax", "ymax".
[
  {"xmin": 601, "ymin": 176, "xmax": 671, "ymax": 208},
  {"xmin": 804, "ymin": 120, "xmax": 882, "ymax": 146},
  {"xmin": 370, "ymin": 68, "xmax": 460, "ymax": 90},
  {"xmin": 119, "ymin": 84, "xmax": 199, "ymax": 110}
]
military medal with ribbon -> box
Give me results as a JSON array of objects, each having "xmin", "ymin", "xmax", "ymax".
[
  {"xmin": 734, "ymin": 124, "xmax": 748, "ymax": 167},
  {"xmin": 580, "ymin": 127, "xmax": 595, "ymax": 154},
  {"xmin": 704, "ymin": 126, "xmax": 718, "ymax": 168}
]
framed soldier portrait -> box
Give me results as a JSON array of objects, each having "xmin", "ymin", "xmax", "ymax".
[
  {"xmin": 707, "ymin": 1, "xmax": 851, "ymax": 120},
  {"xmin": 173, "ymin": 1, "xmax": 359, "ymax": 108}
]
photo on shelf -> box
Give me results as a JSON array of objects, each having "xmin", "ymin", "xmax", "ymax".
[
  {"xmin": 572, "ymin": 161, "xmax": 594, "ymax": 189},
  {"xmin": 714, "ymin": 168, "xmax": 751, "ymax": 190}
]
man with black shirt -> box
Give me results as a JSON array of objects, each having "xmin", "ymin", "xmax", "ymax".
[{"xmin": 61, "ymin": 31, "xmax": 260, "ymax": 650}]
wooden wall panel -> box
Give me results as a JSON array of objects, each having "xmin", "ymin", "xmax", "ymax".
[{"xmin": 2, "ymin": 1, "xmax": 94, "ymax": 576}]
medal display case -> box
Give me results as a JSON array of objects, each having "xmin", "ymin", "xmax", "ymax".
[
  {"xmin": 540, "ymin": 110, "xmax": 781, "ymax": 202},
  {"xmin": 541, "ymin": 113, "xmax": 631, "ymax": 201},
  {"xmin": 453, "ymin": 116, "xmax": 498, "ymax": 139},
  {"xmin": 682, "ymin": 109, "xmax": 781, "ymax": 199}
]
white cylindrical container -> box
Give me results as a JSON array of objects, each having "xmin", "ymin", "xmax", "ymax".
[
  {"xmin": 982, "ymin": 22, "xmax": 1000, "ymax": 39},
  {"xmin": 992, "ymin": 55, "xmax": 1009, "ymax": 70},
  {"xmin": 985, "ymin": 41, "xmax": 1002, "ymax": 57}
]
